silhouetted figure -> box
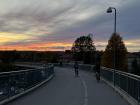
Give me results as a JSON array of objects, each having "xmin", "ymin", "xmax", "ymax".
[
  {"xmin": 95, "ymin": 53, "xmax": 101, "ymax": 82},
  {"xmin": 131, "ymin": 58, "xmax": 138, "ymax": 75},
  {"xmin": 74, "ymin": 61, "xmax": 79, "ymax": 77},
  {"xmin": 59, "ymin": 61, "xmax": 63, "ymax": 67}
]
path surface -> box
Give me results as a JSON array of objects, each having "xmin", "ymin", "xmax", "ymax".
[{"xmin": 7, "ymin": 67, "xmax": 129, "ymax": 105}]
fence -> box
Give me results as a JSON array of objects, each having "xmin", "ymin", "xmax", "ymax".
[
  {"xmin": 101, "ymin": 67, "xmax": 140, "ymax": 104},
  {"xmin": 0, "ymin": 64, "xmax": 54, "ymax": 103}
]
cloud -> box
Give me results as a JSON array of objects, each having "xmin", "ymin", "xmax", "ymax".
[
  {"xmin": 0, "ymin": 0, "xmax": 131, "ymax": 35},
  {"xmin": 0, "ymin": 0, "xmax": 139, "ymax": 51},
  {"xmin": 30, "ymin": 46, "xmax": 66, "ymax": 50}
]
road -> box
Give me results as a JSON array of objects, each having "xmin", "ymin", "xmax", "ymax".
[{"xmin": 7, "ymin": 67, "xmax": 129, "ymax": 105}]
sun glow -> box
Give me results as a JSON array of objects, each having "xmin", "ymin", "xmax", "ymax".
[{"xmin": 0, "ymin": 32, "xmax": 31, "ymax": 44}]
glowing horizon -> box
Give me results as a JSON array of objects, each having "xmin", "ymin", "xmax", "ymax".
[{"xmin": 0, "ymin": 32, "xmax": 139, "ymax": 52}]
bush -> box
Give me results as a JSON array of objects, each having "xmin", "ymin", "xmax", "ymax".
[{"xmin": 0, "ymin": 62, "xmax": 15, "ymax": 72}]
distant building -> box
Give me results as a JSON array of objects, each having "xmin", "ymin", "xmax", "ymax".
[{"xmin": 127, "ymin": 52, "xmax": 140, "ymax": 73}]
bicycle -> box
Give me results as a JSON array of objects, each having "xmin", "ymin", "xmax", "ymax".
[
  {"xmin": 95, "ymin": 72, "xmax": 100, "ymax": 82},
  {"xmin": 75, "ymin": 69, "xmax": 79, "ymax": 77}
]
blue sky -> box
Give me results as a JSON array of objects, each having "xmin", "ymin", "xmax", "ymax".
[{"xmin": 0, "ymin": 0, "xmax": 139, "ymax": 52}]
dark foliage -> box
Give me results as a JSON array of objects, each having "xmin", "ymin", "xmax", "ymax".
[
  {"xmin": 0, "ymin": 51, "xmax": 63, "ymax": 72},
  {"xmin": 101, "ymin": 33, "xmax": 128, "ymax": 72},
  {"xmin": 0, "ymin": 50, "xmax": 20, "ymax": 63},
  {"xmin": 131, "ymin": 58, "xmax": 140, "ymax": 75},
  {"xmin": 71, "ymin": 34, "xmax": 96, "ymax": 64}
]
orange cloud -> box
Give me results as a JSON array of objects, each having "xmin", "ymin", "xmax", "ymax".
[
  {"xmin": 0, "ymin": 32, "xmax": 139, "ymax": 52},
  {"xmin": 0, "ymin": 42, "xmax": 72, "ymax": 51}
]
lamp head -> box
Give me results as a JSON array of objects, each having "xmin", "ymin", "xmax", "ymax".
[{"xmin": 107, "ymin": 7, "xmax": 112, "ymax": 13}]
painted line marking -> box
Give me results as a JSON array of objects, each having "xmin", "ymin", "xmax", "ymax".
[{"xmin": 80, "ymin": 77, "xmax": 88, "ymax": 105}]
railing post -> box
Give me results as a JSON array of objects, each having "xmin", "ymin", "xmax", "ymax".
[
  {"xmin": 113, "ymin": 69, "xmax": 115, "ymax": 87},
  {"xmin": 8, "ymin": 73, "xmax": 11, "ymax": 98},
  {"xmin": 118, "ymin": 72, "xmax": 120, "ymax": 89},
  {"xmin": 126, "ymin": 74, "xmax": 129, "ymax": 95},
  {"xmin": 24, "ymin": 72, "xmax": 27, "ymax": 91},
  {"xmin": 8, "ymin": 74, "xmax": 10, "ymax": 98},
  {"xmin": 138, "ymin": 80, "xmax": 140, "ymax": 105}
]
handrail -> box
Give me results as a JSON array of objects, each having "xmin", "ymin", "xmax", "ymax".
[
  {"xmin": 101, "ymin": 66, "xmax": 140, "ymax": 105},
  {"xmin": 102, "ymin": 67, "xmax": 140, "ymax": 81}
]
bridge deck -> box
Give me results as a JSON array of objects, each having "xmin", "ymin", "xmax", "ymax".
[{"xmin": 7, "ymin": 67, "xmax": 128, "ymax": 105}]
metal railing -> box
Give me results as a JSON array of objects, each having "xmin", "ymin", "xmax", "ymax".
[
  {"xmin": 101, "ymin": 67, "xmax": 140, "ymax": 104},
  {"xmin": 0, "ymin": 64, "xmax": 54, "ymax": 102}
]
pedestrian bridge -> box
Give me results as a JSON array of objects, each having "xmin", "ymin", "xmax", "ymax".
[{"xmin": 0, "ymin": 63, "xmax": 139, "ymax": 105}]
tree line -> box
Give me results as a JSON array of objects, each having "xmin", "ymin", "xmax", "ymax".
[
  {"xmin": 0, "ymin": 51, "xmax": 63, "ymax": 72},
  {"xmin": 71, "ymin": 33, "xmax": 128, "ymax": 72}
]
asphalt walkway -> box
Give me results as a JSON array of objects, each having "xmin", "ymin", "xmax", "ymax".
[{"xmin": 7, "ymin": 67, "xmax": 129, "ymax": 105}]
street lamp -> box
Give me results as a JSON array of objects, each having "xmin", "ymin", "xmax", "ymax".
[
  {"xmin": 107, "ymin": 7, "xmax": 117, "ymax": 86},
  {"xmin": 107, "ymin": 7, "xmax": 117, "ymax": 33}
]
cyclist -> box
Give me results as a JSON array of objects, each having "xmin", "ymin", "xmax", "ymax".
[
  {"xmin": 95, "ymin": 53, "xmax": 101, "ymax": 82},
  {"xmin": 74, "ymin": 61, "xmax": 79, "ymax": 77}
]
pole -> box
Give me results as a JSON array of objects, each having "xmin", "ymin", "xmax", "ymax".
[
  {"xmin": 114, "ymin": 8, "xmax": 116, "ymax": 34},
  {"xmin": 112, "ymin": 7, "xmax": 117, "ymax": 86},
  {"xmin": 107, "ymin": 7, "xmax": 117, "ymax": 86},
  {"xmin": 113, "ymin": 45, "xmax": 116, "ymax": 86}
]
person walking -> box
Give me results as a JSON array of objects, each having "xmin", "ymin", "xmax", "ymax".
[
  {"xmin": 95, "ymin": 53, "xmax": 101, "ymax": 82},
  {"xmin": 74, "ymin": 61, "xmax": 79, "ymax": 77}
]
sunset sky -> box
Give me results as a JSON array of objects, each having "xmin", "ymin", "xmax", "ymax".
[{"xmin": 0, "ymin": 0, "xmax": 139, "ymax": 52}]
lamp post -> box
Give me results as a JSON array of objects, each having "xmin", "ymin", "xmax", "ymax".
[
  {"xmin": 107, "ymin": 7, "xmax": 117, "ymax": 86},
  {"xmin": 107, "ymin": 7, "xmax": 117, "ymax": 33}
]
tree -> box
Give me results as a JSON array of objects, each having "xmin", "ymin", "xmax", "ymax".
[
  {"xmin": 101, "ymin": 33, "xmax": 128, "ymax": 72},
  {"xmin": 0, "ymin": 50, "xmax": 20, "ymax": 72},
  {"xmin": 71, "ymin": 34, "xmax": 96, "ymax": 64},
  {"xmin": 0, "ymin": 50, "xmax": 20, "ymax": 63}
]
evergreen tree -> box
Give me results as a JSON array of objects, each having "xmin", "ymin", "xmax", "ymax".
[{"xmin": 101, "ymin": 33, "xmax": 128, "ymax": 72}]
